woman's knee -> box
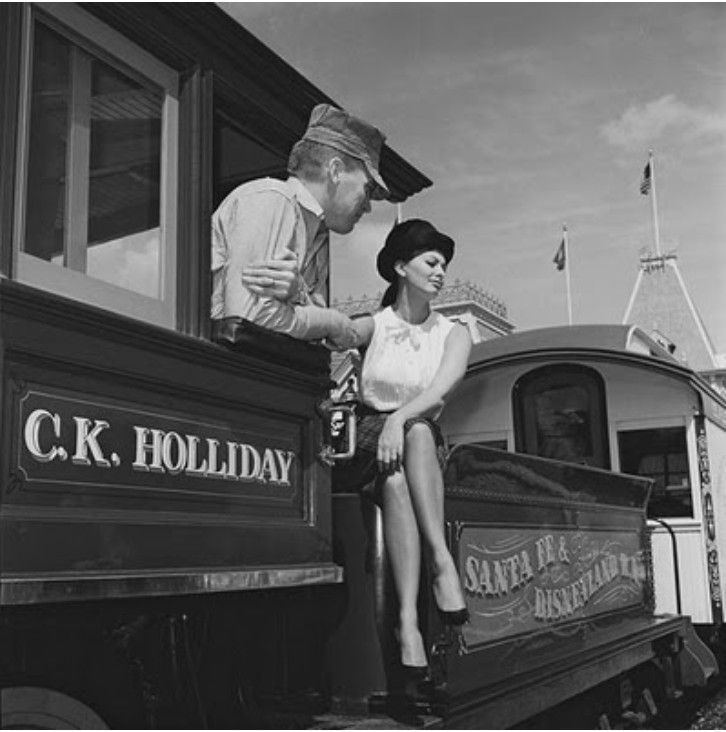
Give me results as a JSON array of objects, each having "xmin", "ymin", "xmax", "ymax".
[
  {"xmin": 404, "ymin": 422, "xmax": 436, "ymax": 452},
  {"xmin": 382, "ymin": 472, "xmax": 409, "ymax": 501}
]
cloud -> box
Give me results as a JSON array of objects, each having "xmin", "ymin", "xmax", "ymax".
[
  {"xmin": 600, "ymin": 95, "xmax": 726, "ymax": 150},
  {"xmin": 87, "ymin": 229, "xmax": 160, "ymax": 298}
]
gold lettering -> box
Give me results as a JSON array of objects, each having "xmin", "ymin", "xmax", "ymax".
[
  {"xmin": 479, "ymin": 559, "xmax": 495, "ymax": 596},
  {"xmin": 275, "ymin": 450, "xmax": 295, "ymax": 486},
  {"xmin": 239, "ymin": 444, "xmax": 261, "ymax": 482},
  {"xmin": 259, "ymin": 448, "xmax": 279, "ymax": 484},
  {"xmin": 72, "ymin": 417, "xmax": 110, "ymax": 468},
  {"xmin": 492, "ymin": 560, "xmax": 509, "ymax": 596},
  {"xmin": 225, "ymin": 441, "xmax": 239, "ymax": 480},
  {"xmin": 162, "ymin": 431, "xmax": 187, "ymax": 475},
  {"xmin": 132, "ymin": 427, "xmax": 165, "ymax": 473},
  {"xmin": 536, "ymin": 534, "xmax": 557, "ymax": 571},
  {"xmin": 464, "ymin": 555, "xmax": 481, "ymax": 595},
  {"xmin": 24, "ymin": 409, "xmax": 64, "ymax": 463},
  {"xmin": 520, "ymin": 550, "xmax": 534, "ymax": 583},
  {"xmin": 205, "ymin": 438, "xmax": 228, "ymax": 478},
  {"xmin": 185, "ymin": 435, "xmax": 209, "ymax": 475}
]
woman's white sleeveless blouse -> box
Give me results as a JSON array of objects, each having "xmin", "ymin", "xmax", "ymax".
[{"xmin": 360, "ymin": 307, "xmax": 455, "ymax": 412}]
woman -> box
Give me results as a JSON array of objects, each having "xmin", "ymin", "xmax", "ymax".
[{"xmin": 345, "ymin": 218, "xmax": 472, "ymax": 677}]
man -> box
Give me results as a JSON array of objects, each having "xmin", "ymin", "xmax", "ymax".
[{"xmin": 211, "ymin": 104, "xmax": 389, "ymax": 349}]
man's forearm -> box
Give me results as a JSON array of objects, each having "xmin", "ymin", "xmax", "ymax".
[{"xmin": 250, "ymin": 299, "xmax": 358, "ymax": 347}]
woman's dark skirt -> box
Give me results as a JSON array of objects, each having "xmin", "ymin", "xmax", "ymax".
[{"xmin": 332, "ymin": 404, "xmax": 447, "ymax": 501}]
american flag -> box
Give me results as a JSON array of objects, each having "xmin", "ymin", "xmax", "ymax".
[{"xmin": 640, "ymin": 161, "xmax": 651, "ymax": 195}]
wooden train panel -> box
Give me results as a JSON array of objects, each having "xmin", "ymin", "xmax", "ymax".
[
  {"xmin": 1, "ymin": 280, "xmax": 340, "ymax": 604},
  {"xmin": 429, "ymin": 444, "xmax": 685, "ymax": 727}
]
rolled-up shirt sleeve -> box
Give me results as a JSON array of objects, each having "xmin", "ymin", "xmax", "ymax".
[{"xmin": 211, "ymin": 187, "xmax": 356, "ymax": 346}]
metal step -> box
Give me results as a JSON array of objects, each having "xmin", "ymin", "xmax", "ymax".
[{"xmin": 680, "ymin": 619, "xmax": 719, "ymax": 687}]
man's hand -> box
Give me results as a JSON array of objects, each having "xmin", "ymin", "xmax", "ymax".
[
  {"xmin": 323, "ymin": 326, "xmax": 359, "ymax": 351},
  {"xmin": 242, "ymin": 251, "xmax": 303, "ymax": 302}
]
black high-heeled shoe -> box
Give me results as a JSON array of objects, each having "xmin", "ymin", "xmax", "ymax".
[
  {"xmin": 387, "ymin": 691, "xmax": 426, "ymax": 728},
  {"xmin": 432, "ymin": 568, "xmax": 470, "ymax": 627},
  {"xmin": 400, "ymin": 662, "xmax": 429, "ymax": 682},
  {"xmin": 394, "ymin": 628, "xmax": 429, "ymax": 681},
  {"xmin": 438, "ymin": 606, "xmax": 470, "ymax": 627}
]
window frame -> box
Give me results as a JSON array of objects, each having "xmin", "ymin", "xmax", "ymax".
[
  {"xmin": 12, "ymin": 2, "xmax": 180, "ymax": 329},
  {"xmin": 615, "ymin": 416, "xmax": 695, "ymax": 521},
  {"xmin": 512, "ymin": 363, "xmax": 611, "ymax": 469},
  {"xmin": 212, "ymin": 102, "xmax": 290, "ymax": 209}
]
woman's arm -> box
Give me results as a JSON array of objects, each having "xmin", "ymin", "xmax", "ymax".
[
  {"xmin": 396, "ymin": 323, "xmax": 471, "ymax": 421},
  {"xmin": 377, "ymin": 323, "xmax": 472, "ymax": 469}
]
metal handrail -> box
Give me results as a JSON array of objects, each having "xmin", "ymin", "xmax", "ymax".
[{"xmin": 649, "ymin": 517, "xmax": 682, "ymax": 615}]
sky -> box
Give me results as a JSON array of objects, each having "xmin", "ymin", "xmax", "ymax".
[{"xmin": 220, "ymin": 2, "xmax": 726, "ymax": 355}]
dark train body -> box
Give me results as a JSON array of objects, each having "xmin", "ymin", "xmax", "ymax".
[{"xmin": 0, "ymin": 3, "xmax": 720, "ymax": 728}]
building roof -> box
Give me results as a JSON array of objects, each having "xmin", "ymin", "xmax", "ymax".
[
  {"xmin": 622, "ymin": 253, "xmax": 718, "ymax": 371},
  {"xmin": 334, "ymin": 280, "xmax": 507, "ymax": 319},
  {"xmin": 333, "ymin": 279, "xmax": 515, "ymax": 345}
]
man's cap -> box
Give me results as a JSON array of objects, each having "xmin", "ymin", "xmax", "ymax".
[
  {"xmin": 300, "ymin": 104, "xmax": 390, "ymax": 201},
  {"xmin": 377, "ymin": 219, "xmax": 455, "ymax": 283}
]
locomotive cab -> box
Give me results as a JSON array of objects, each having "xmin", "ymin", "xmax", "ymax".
[{"xmin": 0, "ymin": 2, "xmax": 430, "ymax": 728}]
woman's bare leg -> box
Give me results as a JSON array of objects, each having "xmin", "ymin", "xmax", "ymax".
[
  {"xmin": 404, "ymin": 423, "xmax": 466, "ymax": 612},
  {"xmin": 381, "ymin": 471, "xmax": 427, "ymax": 667}
]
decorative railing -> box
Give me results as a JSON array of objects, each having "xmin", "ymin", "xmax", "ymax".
[{"xmin": 333, "ymin": 279, "xmax": 508, "ymax": 319}]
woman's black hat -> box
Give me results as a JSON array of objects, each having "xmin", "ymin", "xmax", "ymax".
[{"xmin": 376, "ymin": 219, "xmax": 455, "ymax": 283}]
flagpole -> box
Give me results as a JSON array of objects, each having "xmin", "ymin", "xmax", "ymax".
[
  {"xmin": 648, "ymin": 150, "xmax": 662, "ymax": 256},
  {"xmin": 563, "ymin": 224, "xmax": 573, "ymax": 325}
]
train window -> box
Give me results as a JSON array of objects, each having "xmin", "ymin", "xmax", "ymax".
[
  {"xmin": 618, "ymin": 427, "xmax": 693, "ymax": 518},
  {"xmin": 14, "ymin": 4, "xmax": 179, "ymax": 327},
  {"xmin": 213, "ymin": 110, "xmax": 288, "ymax": 208},
  {"xmin": 513, "ymin": 364, "xmax": 610, "ymax": 469}
]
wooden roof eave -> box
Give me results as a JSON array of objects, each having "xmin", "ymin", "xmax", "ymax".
[{"xmin": 82, "ymin": 2, "xmax": 432, "ymax": 203}]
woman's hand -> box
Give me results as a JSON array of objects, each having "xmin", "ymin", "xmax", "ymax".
[{"xmin": 378, "ymin": 413, "xmax": 405, "ymax": 474}]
